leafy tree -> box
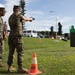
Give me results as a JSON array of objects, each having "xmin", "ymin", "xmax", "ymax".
[
  {"xmin": 50, "ymin": 26, "xmax": 54, "ymax": 36},
  {"xmin": 20, "ymin": 0, "xmax": 26, "ymax": 15},
  {"xmin": 20, "ymin": 0, "xmax": 26, "ymax": 30},
  {"xmin": 58, "ymin": 22, "xmax": 62, "ymax": 35}
]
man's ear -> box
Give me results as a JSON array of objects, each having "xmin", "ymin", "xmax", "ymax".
[
  {"xmin": 0, "ymin": 11, "xmax": 1, "ymax": 15},
  {"xmin": 0, "ymin": 11, "xmax": 2, "ymax": 14}
]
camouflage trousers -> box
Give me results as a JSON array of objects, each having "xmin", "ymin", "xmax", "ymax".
[
  {"xmin": 0, "ymin": 40, "xmax": 4, "ymax": 61},
  {"xmin": 7, "ymin": 36, "xmax": 24, "ymax": 66}
]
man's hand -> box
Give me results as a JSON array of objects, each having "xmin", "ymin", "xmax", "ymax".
[{"xmin": 30, "ymin": 17, "xmax": 35, "ymax": 22}]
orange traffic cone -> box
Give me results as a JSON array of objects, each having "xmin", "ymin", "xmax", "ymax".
[
  {"xmin": 27, "ymin": 53, "xmax": 42, "ymax": 75},
  {"xmin": 38, "ymin": 38, "xmax": 42, "ymax": 42}
]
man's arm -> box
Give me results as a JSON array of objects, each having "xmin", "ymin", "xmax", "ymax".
[
  {"xmin": 3, "ymin": 22, "xmax": 7, "ymax": 40},
  {"xmin": 20, "ymin": 15, "xmax": 35, "ymax": 22},
  {"xmin": 22, "ymin": 17, "xmax": 33, "ymax": 22}
]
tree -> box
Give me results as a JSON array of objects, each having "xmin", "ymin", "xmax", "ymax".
[
  {"xmin": 50, "ymin": 26, "xmax": 54, "ymax": 36},
  {"xmin": 20, "ymin": 0, "xmax": 26, "ymax": 30},
  {"xmin": 58, "ymin": 22, "xmax": 62, "ymax": 35},
  {"xmin": 20, "ymin": 0, "xmax": 26, "ymax": 15}
]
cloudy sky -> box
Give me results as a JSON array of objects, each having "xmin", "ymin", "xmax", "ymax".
[{"xmin": 0, "ymin": 0, "xmax": 75, "ymax": 33}]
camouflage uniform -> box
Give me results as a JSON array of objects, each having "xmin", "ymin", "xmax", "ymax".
[
  {"xmin": 7, "ymin": 13, "xmax": 24, "ymax": 66},
  {"xmin": 0, "ymin": 17, "xmax": 4, "ymax": 61}
]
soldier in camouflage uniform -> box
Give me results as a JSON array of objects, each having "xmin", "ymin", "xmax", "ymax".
[
  {"xmin": 0, "ymin": 4, "xmax": 7, "ymax": 67},
  {"xmin": 7, "ymin": 5, "xmax": 33, "ymax": 72}
]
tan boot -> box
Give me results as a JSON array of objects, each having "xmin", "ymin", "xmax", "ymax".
[
  {"xmin": 0, "ymin": 61, "xmax": 4, "ymax": 67},
  {"xmin": 18, "ymin": 66, "xmax": 28, "ymax": 73},
  {"xmin": 8, "ymin": 66, "xmax": 16, "ymax": 72}
]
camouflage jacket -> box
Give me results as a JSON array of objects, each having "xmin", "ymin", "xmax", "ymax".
[
  {"xmin": 8, "ymin": 13, "xmax": 24, "ymax": 37},
  {"xmin": 0, "ymin": 17, "xmax": 4, "ymax": 39}
]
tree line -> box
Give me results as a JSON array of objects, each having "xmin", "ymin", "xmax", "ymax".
[
  {"xmin": 38, "ymin": 22, "xmax": 63, "ymax": 38},
  {"xmin": 50, "ymin": 22, "xmax": 62, "ymax": 36}
]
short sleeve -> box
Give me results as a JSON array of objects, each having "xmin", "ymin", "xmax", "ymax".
[{"xmin": 20, "ymin": 15, "xmax": 25, "ymax": 20}]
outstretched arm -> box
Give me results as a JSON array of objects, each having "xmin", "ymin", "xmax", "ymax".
[
  {"xmin": 22, "ymin": 16, "xmax": 33, "ymax": 22},
  {"xmin": 21, "ymin": 15, "xmax": 35, "ymax": 22}
]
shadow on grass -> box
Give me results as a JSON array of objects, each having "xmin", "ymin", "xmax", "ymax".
[{"xmin": 0, "ymin": 71, "xmax": 28, "ymax": 75}]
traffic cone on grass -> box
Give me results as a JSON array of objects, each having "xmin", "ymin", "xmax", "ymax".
[
  {"xmin": 27, "ymin": 53, "xmax": 42, "ymax": 75},
  {"xmin": 38, "ymin": 38, "xmax": 42, "ymax": 42}
]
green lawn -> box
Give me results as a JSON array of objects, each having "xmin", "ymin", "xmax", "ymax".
[{"xmin": 0, "ymin": 37, "xmax": 75, "ymax": 75}]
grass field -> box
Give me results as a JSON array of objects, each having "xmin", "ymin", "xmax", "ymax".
[{"xmin": 0, "ymin": 37, "xmax": 75, "ymax": 75}]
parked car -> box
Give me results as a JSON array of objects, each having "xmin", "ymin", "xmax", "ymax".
[{"xmin": 37, "ymin": 33, "xmax": 44, "ymax": 38}]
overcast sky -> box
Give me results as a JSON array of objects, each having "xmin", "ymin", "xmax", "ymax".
[{"xmin": 0, "ymin": 0, "xmax": 75, "ymax": 33}]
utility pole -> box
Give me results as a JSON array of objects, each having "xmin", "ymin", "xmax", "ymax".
[
  {"xmin": 50, "ymin": 11, "xmax": 58, "ymax": 38},
  {"xmin": 20, "ymin": 0, "xmax": 26, "ymax": 30}
]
